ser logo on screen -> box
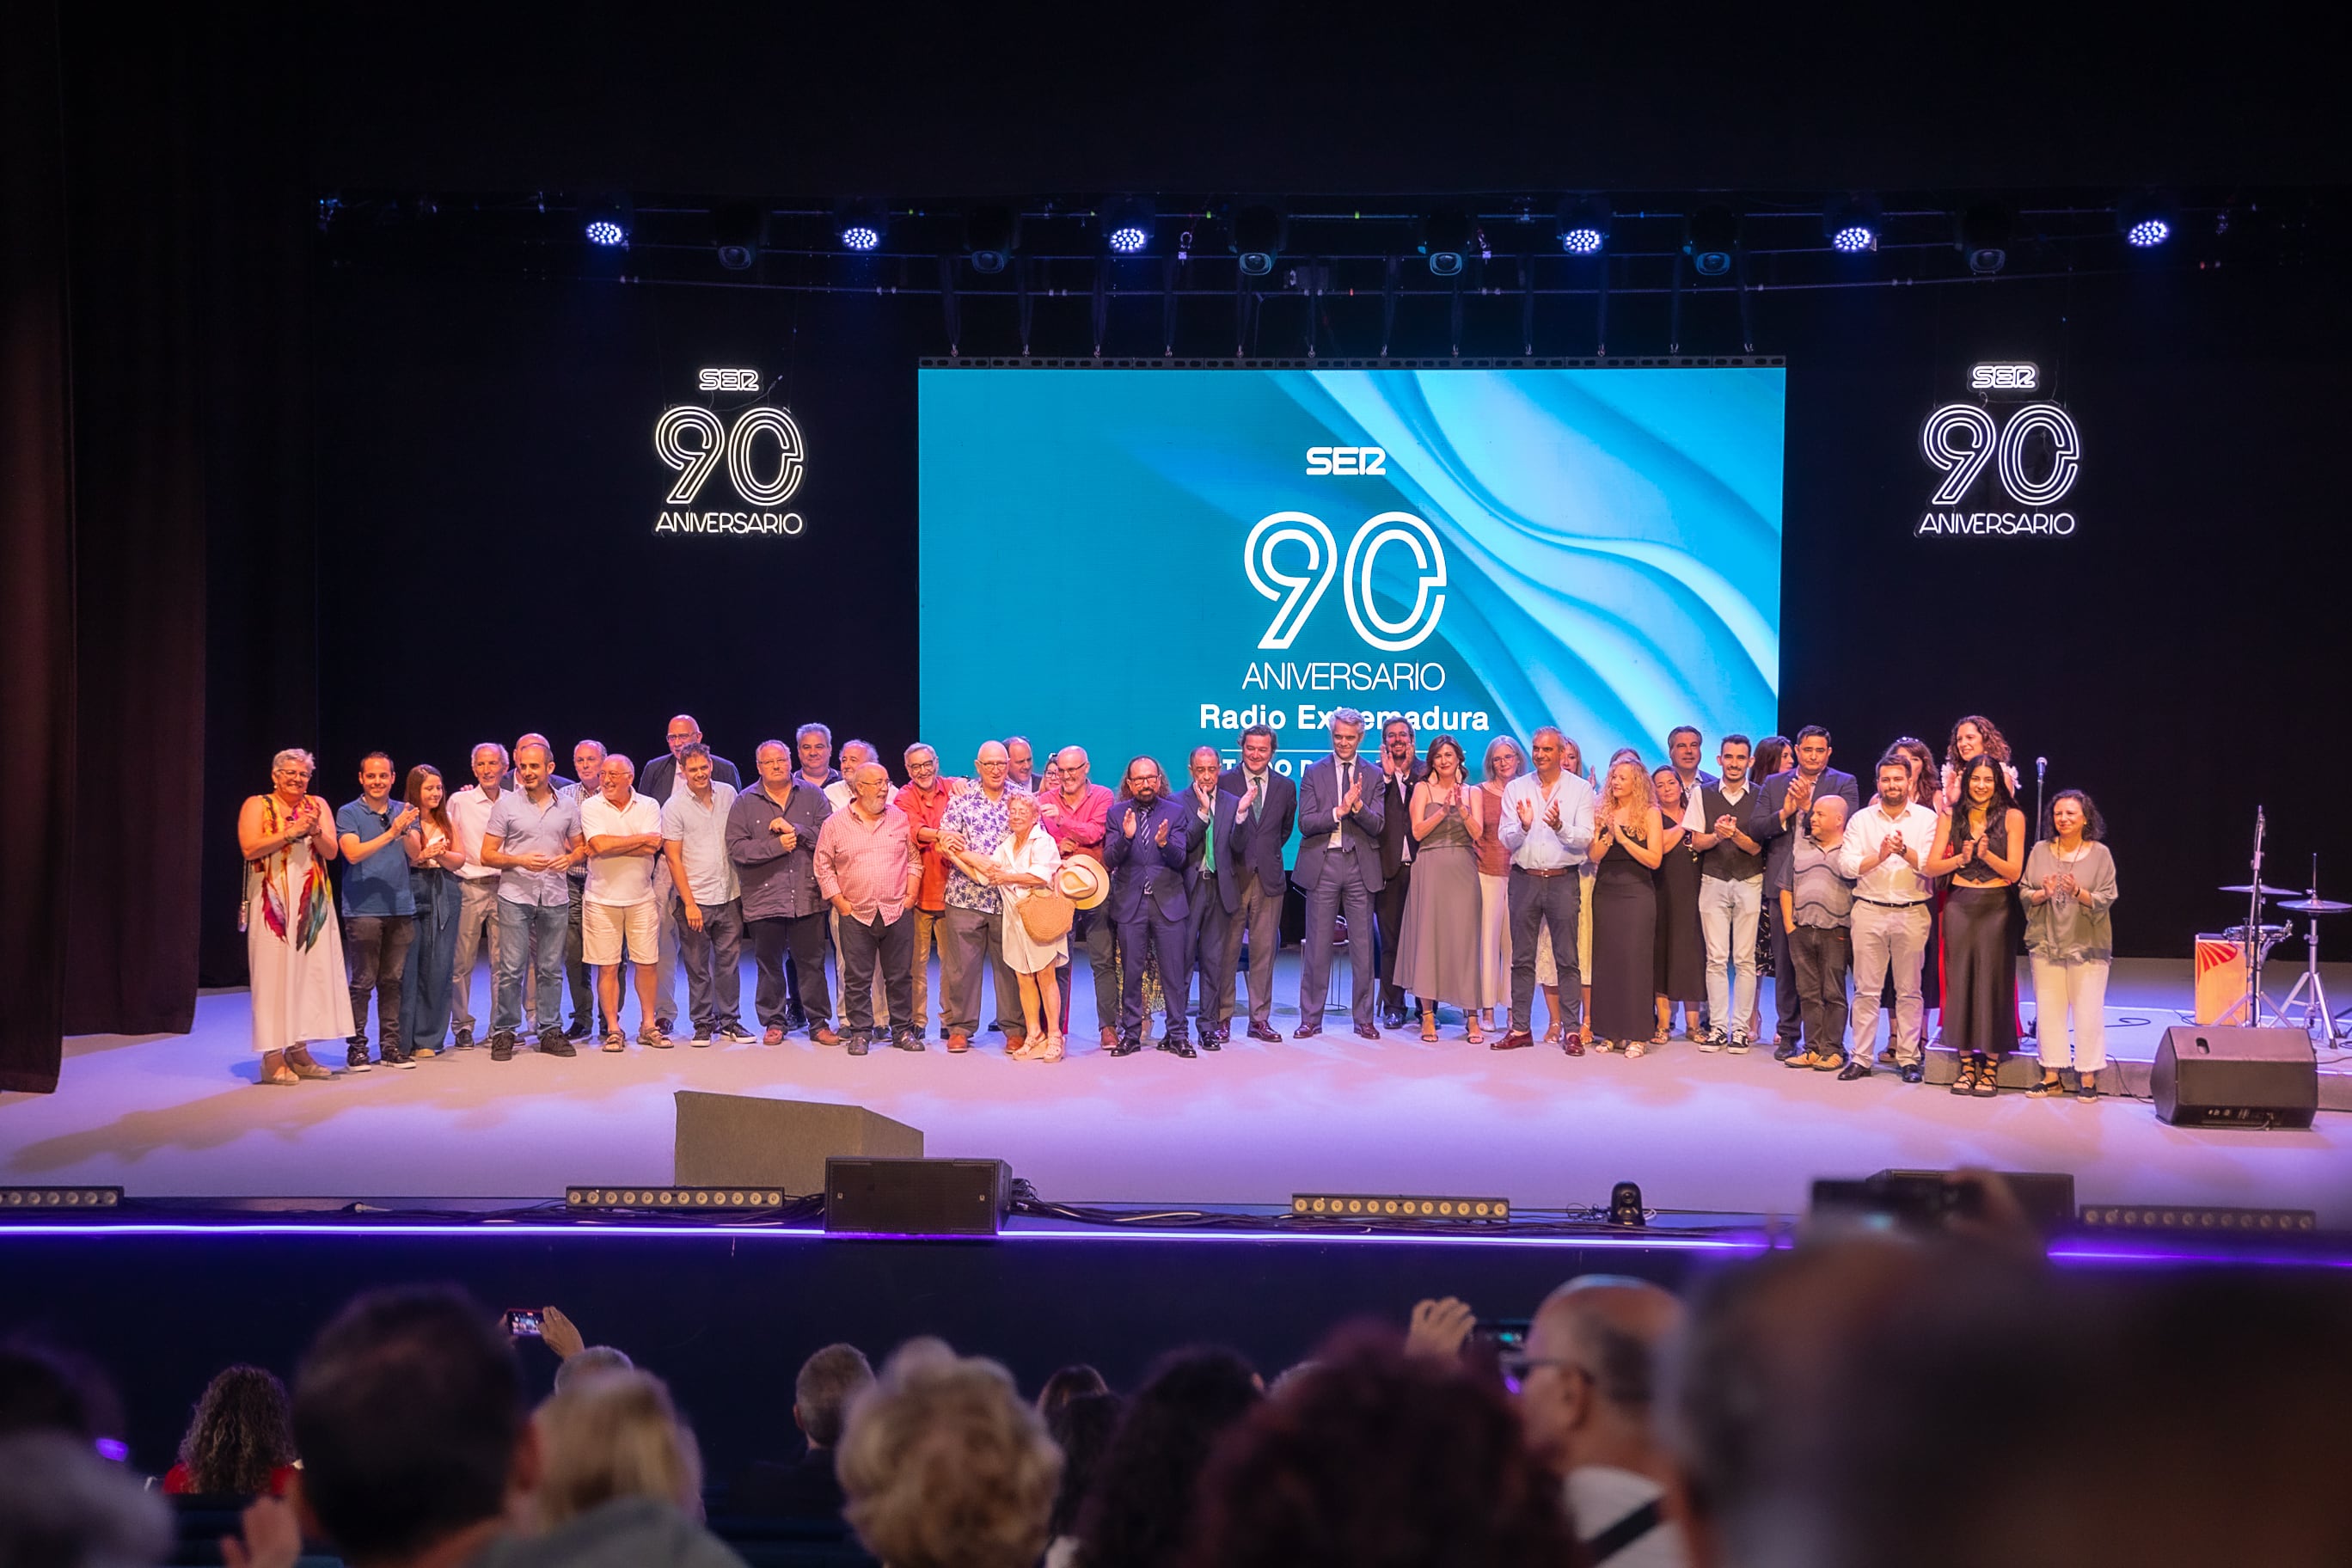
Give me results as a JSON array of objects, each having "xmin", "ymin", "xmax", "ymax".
[
  {"xmin": 1246, "ymin": 511, "xmax": 1447, "ymax": 652},
  {"xmin": 652, "ymin": 369, "xmax": 806, "ymax": 536},
  {"xmin": 1305, "ymin": 445, "xmax": 1387, "ymax": 475}
]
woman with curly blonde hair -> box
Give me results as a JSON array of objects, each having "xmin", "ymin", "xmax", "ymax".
[
  {"xmin": 838, "ymin": 1341, "xmax": 1062, "ymax": 1568},
  {"xmin": 533, "ymin": 1368, "xmax": 705, "ymax": 1529}
]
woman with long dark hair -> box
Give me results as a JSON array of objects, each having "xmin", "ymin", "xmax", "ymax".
[
  {"xmin": 1075, "ymin": 1348, "xmax": 1260, "ymax": 1568},
  {"xmin": 1651, "ymin": 766, "xmax": 1704, "ymax": 1044},
  {"xmin": 1942, "ymin": 714, "xmax": 2019, "ymax": 803},
  {"xmin": 163, "ymin": 1366, "xmax": 297, "ymax": 1497},
  {"xmin": 399, "ymin": 763, "xmax": 467, "ymax": 1056},
  {"xmin": 1396, "ymin": 735, "xmax": 1485, "ymax": 1042},
  {"xmin": 1924, "ymin": 755, "xmax": 2026, "ymax": 1094},
  {"xmin": 2023, "ymin": 789, "xmax": 2120, "ymax": 1100},
  {"xmin": 1043, "ymin": 1390, "xmax": 1124, "ymax": 1568}
]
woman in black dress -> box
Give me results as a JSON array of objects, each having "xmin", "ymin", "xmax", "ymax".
[
  {"xmin": 1651, "ymin": 765, "xmax": 1704, "ymax": 1044},
  {"xmin": 1589, "ymin": 757, "xmax": 1664, "ymax": 1056},
  {"xmin": 1923, "ymin": 755, "xmax": 2025, "ymax": 1095}
]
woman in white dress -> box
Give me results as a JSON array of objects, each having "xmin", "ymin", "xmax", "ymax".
[
  {"xmin": 947, "ymin": 793, "xmax": 1069, "ymax": 1062},
  {"xmin": 237, "ymin": 748, "xmax": 353, "ymax": 1085}
]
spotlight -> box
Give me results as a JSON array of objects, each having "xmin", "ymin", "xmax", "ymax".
[
  {"xmin": 567, "ymin": 1186, "xmax": 787, "ymax": 1212},
  {"xmin": 1557, "ymin": 194, "xmax": 1610, "ymax": 255},
  {"xmin": 1608, "ymin": 1181, "xmax": 1646, "ymax": 1227},
  {"xmin": 0, "ymin": 1186, "xmax": 123, "ymax": 1210},
  {"xmin": 964, "ymin": 204, "xmax": 1020, "ymax": 274},
  {"xmin": 1956, "ymin": 199, "xmax": 2014, "ymax": 274},
  {"xmin": 1290, "ymin": 1192, "xmax": 1511, "ymax": 1224},
  {"xmin": 712, "ymin": 203, "xmax": 764, "ymax": 271},
  {"xmin": 1420, "ymin": 208, "xmax": 1473, "ymax": 276},
  {"xmin": 1230, "ymin": 204, "xmax": 1286, "ymax": 277},
  {"xmin": 582, "ymin": 195, "xmax": 632, "ymax": 248},
  {"xmin": 1103, "ymin": 197, "xmax": 1155, "ymax": 255},
  {"xmin": 1684, "ymin": 205, "xmax": 1739, "ymax": 276},
  {"xmin": 836, "ymin": 201, "xmax": 886, "ymax": 253},
  {"xmin": 1823, "ymin": 194, "xmax": 1881, "ymax": 254},
  {"xmin": 2117, "ymin": 190, "xmax": 2177, "ymax": 248}
]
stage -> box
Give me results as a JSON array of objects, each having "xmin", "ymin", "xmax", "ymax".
[{"xmin": 7, "ymin": 955, "xmax": 2349, "ymax": 1226}]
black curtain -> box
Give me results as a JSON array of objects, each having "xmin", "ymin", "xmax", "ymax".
[{"xmin": 0, "ymin": 4, "xmax": 312, "ymax": 1089}]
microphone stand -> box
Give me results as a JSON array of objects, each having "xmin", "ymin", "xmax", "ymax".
[{"xmin": 2245, "ymin": 807, "xmax": 2268, "ymax": 1026}]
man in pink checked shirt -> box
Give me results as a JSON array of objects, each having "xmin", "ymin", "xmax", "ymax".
[
  {"xmin": 1041, "ymin": 745, "xmax": 1118, "ymax": 1045},
  {"xmin": 814, "ymin": 763, "xmax": 925, "ymax": 1057}
]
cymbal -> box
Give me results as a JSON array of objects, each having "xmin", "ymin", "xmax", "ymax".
[
  {"xmin": 2220, "ymin": 883, "xmax": 2297, "ymax": 897},
  {"xmin": 2276, "ymin": 897, "xmax": 2352, "ymax": 914}
]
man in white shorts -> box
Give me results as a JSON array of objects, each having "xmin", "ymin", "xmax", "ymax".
[{"xmin": 579, "ymin": 753, "xmax": 668, "ymax": 1050}]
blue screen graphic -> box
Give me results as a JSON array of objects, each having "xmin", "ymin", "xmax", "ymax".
[{"xmin": 918, "ymin": 367, "xmax": 1784, "ymax": 777}]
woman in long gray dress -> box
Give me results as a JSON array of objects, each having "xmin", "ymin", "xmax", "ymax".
[{"xmin": 1395, "ymin": 735, "xmax": 1485, "ymax": 1043}]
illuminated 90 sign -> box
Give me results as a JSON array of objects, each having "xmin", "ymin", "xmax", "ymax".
[
  {"xmin": 1920, "ymin": 402, "xmax": 2081, "ymax": 506},
  {"xmin": 1246, "ymin": 511, "xmax": 1448, "ymax": 652},
  {"xmin": 655, "ymin": 404, "xmax": 806, "ymax": 505}
]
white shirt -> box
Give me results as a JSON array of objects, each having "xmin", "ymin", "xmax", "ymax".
[
  {"xmin": 1565, "ymin": 1467, "xmax": 1687, "ymax": 1568},
  {"xmin": 447, "ymin": 784, "xmax": 505, "ymax": 881},
  {"xmin": 1837, "ymin": 799, "xmax": 1939, "ymax": 904},
  {"xmin": 824, "ymin": 777, "xmax": 854, "ymax": 812},
  {"xmin": 1497, "ymin": 770, "xmax": 1597, "ymax": 869},
  {"xmin": 579, "ymin": 791, "xmax": 664, "ymax": 907}
]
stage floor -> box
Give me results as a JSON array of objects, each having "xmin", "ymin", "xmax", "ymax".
[{"xmin": 7, "ymin": 958, "xmax": 2349, "ymax": 1224}]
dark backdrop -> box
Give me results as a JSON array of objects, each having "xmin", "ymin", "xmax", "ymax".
[{"xmin": 303, "ymin": 254, "xmax": 2352, "ymax": 962}]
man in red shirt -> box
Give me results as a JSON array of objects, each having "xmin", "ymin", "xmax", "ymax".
[{"xmin": 892, "ymin": 743, "xmax": 959, "ymax": 1041}]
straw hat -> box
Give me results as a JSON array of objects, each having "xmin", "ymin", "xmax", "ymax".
[{"xmin": 1053, "ymin": 855, "xmax": 1109, "ymax": 910}]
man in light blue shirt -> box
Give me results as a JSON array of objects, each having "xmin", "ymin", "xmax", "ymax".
[
  {"xmin": 480, "ymin": 743, "xmax": 584, "ymax": 1062},
  {"xmin": 1495, "ymin": 726, "xmax": 1596, "ymax": 1053},
  {"xmin": 662, "ymin": 744, "xmax": 749, "ymax": 1044}
]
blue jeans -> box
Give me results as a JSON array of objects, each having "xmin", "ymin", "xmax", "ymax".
[
  {"xmin": 492, "ymin": 897, "xmax": 570, "ymax": 1039},
  {"xmin": 401, "ymin": 867, "xmax": 462, "ymax": 1050}
]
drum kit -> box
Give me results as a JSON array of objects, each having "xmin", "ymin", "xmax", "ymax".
[{"xmin": 2218, "ymin": 820, "xmax": 2349, "ymax": 1043}]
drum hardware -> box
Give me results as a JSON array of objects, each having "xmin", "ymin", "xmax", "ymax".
[{"xmin": 2275, "ymin": 854, "xmax": 2347, "ymax": 1047}]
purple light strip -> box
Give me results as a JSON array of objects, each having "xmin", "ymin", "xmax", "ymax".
[{"xmin": 2047, "ymin": 1240, "xmax": 2352, "ymax": 1271}]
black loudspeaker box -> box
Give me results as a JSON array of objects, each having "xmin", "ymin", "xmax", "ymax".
[
  {"xmin": 824, "ymin": 1157, "xmax": 1012, "ymax": 1236},
  {"xmin": 2151, "ymin": 1026, "xmax": 2318, "ymax": 1129}
]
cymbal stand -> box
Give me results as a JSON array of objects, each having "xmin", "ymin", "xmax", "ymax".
[{"xmin": 2277, "ymin": 856, "xmax": 2341, "ymax": 1046}]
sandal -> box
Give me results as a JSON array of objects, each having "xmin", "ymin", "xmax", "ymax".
[
  {"xmin": 284, "ymin": 1046, "xmax": 334, "ymax": 1081},
  {"xmin": 1465, "ymin": 1020, "xmax": 1485, "ymax": 1044},
  {"xmin": 1420, "ymin": 1012, "xmax": 1438, "ymax": 1043},
  {"xmin": 1651, "ymin": 1025, "xmax": 1670, "ymax": 1047},
  {"xmin": 2028, "ymin": 1072, "xmax": 2063, "ymax": 1098},
  {"xmin": 603, "ymin": 1031, "xmax": 627, "ymax": 1053},
  {"xmin": 2075, "ymin": 1072, "xmax": 2098, "ymax": 1102},
  {"xmin": 1626, "ymin": 1039, "xmax": 1647, "ymax": 1059},
  {"xmin": 260, "ymin": 1063, "xmax": 300, "ymax": 1086},
  {"xmin": 1971, "ymin": 1053, "xmax": 2000, "ymax": 1096},
  {"xmin": 1949, "ymin": 1056, "xmax": 1978, "ymax": 1095}
]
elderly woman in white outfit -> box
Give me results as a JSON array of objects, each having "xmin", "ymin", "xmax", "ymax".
[
  {"xmin": 945, "ymin": 792, "xmax": 1068, "ymax": 1062},
  {"xmin": 237, "ymin": 747, "xmax": 352, "ymax": 1085}
]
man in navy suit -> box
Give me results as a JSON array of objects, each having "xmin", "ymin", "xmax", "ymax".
[
  {"xmin": 1103, "ymin": 756, "xmax": 1194, "ymax": 1057},
  {"xmin": 1754, "ymin": 724, "xmax": 1861, "ymax": 1058},
  {"xmin": 1179, "ymin": 746, "xmax": 1247, "ymax": 1048},
  {"xmin": 1218, "ymin": 724, "xmax": 1296, "ymax": 1044},
  {"xmin": 1294, "ymin": 708, "xmax": 1386, "ymax": 1039}
]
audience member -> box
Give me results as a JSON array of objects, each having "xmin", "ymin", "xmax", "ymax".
[
  {"xmin": 0, "ymin": 1432, "xmax": 170, "ymax": 1568},
  {"xmin": 533, "ymin": 1368, "xmax": 706, "ymax": 1528},
  {"xmin": 730, "ymin": 1344, "xmax": 873, "ymax": 1520},
  {"xmin": 836, "ymin": 1342, "xmax": 1061, "ymax": 1568},
  {"xmin": 164, "ymin": 1364, "xmax": 298, "ymax": 1498},
  {"xmin": 1044, "ymin": 1390, "xmax": 1124, "ymax": 1568},
  {"xmin": 1075, "ymin": 1347, "xmax": 1261, "ymax": 1568},
  {"xmin": 1518, "ymin": 1277, "xmax": 1688, "ymax": 1568},
  {"xmin": 1187, "ymin": 1330, "xmax": 1577, "ymax": 1568},
  {"xmin": 1036, "ymin": 1363, "xmax": 1108, "ymax": 1415}
]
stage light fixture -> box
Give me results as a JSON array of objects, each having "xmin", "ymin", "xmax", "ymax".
[
  {"xmin": 711, "ymin": 203, "xmax": 764, "ymax": 271},
  {"xmin": 836, "ymin": 201, "xmax": 887, "ymax": 253},
  {"xmin": 1420, "ymin": 208, "xmax": 1473, "ymax": 276},
  {"xmin": 582, "ymin": 195, "xmax": 632, "ymax": 248},
  {"xmin": 1608, "ymin": 1181, "xmax": 1646, "ymax": 1227},
  {"xmin": 1956, "ymin": 200, "xmax": 2015, "ymax": 274},
  {"xmin": 0, "ymin": 1186, "xmax": 123, "ymax": 1210},
  {"xmin": 2116, "ymin": 191, "xmax": 2177, "ymax": 248},
  {"xmin": 2079, "ymin": 1204, "xmax": 2318, "ymax": 1232},
  {"xmin": 1230, "ymin": 204, "xmax": 1286, "ymax": 277},
  {"xmin": 1684, "ymin": 205, "xmax": 1740, "ymax": 276},
  {"xmin": 1103, "ymin": 197, "xmax": 1155, "ymax": 255},
  {"xmin": 566, "ymin": 1186, "xmax": 788, "ymax": 1212},
  {"xmin": 1557, "ymin": 195, "xmax": 1610, "ymax": 254},
  {"xmin": 1823, "ymin": 194, "xmax": 1881, "ymax": 254},
  {"xmin": 964, "ymin": 205, "xmax": 1020, "ymax": 274},
  {"xmin": 1290, "ymin": 1192, "xmax": 1510, "ymax": 1224}
]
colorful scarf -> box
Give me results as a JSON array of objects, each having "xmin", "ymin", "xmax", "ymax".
[{"xmin": 253, "ymin": 795, "xmax": 331, "ymax": 950}]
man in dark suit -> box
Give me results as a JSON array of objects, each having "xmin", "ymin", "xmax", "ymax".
[
  {"xmin": 1753, "ymin": 725, "xmax": 1860, "ymax": 1057},
  {"xmin": 1370, "ymin": 716, "xmax": 1428, "ymax": 1029},
  {"xmin": 1218, "ymin": 724, "xmax": 1296, "ymax": 1044},
  {"xmin": 1103, "ymin": 756, "xmax": 1194, "ymax": 1057},
  {"xmin": 1293, "ymin": 708, "xmax": 1386, "ymax": 1039},
  {"xmin": 1179, "ymin": 745, "xmax": 1246, "ymax": 1048},
  {"xmin": 729, "ymin": 1343, "xmax": 873, "ymax": 1519}
]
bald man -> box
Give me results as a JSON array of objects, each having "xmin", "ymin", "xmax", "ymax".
[
  {"xmin": 640, "ymin": 715, "xmax": 740, "ymax": 1038},
  {"xmin": 1777, "ymin": 793, "xmax": 1858, "ymax": 1075},
  {"xmin": 1521, "ymin": 1277, "xmax": 1688, "ymax": 1568}
]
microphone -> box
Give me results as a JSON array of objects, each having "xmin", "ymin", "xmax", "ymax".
[{"xmin": 2036, "ymin": 756, "xmax": 2048, "ymax": 780}]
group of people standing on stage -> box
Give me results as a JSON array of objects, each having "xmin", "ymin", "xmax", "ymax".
[{"xmin": 236, "ymin": 708, "xmax": 2116, "ymax": 1098}]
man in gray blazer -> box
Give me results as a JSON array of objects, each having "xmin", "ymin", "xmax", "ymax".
[{"xmin": 1294, "ymin": 708, "xmax": 1386, "ymax": 1039}]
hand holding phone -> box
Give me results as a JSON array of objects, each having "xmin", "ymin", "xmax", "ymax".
[{"xmin": 505, "ymin": 1308, "xmax": 543, "ymax": 1338}]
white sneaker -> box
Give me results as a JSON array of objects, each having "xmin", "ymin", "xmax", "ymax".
[{"xmin": 1726, "ymin": 1033, "xmax": 1753, "ymax": 1055}]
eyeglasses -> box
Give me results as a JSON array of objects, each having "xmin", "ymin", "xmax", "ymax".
[{"xmin": 1497, "ymin": 1352, "xmax": 1588, "ymax": 1393}]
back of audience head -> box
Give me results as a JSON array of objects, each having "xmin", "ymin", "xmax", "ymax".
[
  {"xmin": 1076, "ymin": 1345, "xmax": 1262, "ymax": 1568},
  {"xmin": 793, "ymin": 1342, "xmax": 873, "ymax": 1449},
  {"xmin": 836, "ymin": 1340, "xmax": 1061, "ymax": 1568},
  {"xmin": 1035, "ymin": 1363, "xmax": 1107, "ymax": 1415},
  {"xmin": 1044, "ymin": 1390, "xmax": 1124, "ymax": 1545},
  {"xmin": 177, "ymin": 1363, "xmax": 296, "ymax": 1497},
  {"xmin": 0, "ymin": 1341, "xmax": 124, "ymax": 1448},
  {"xmin": 1188, "ymin": 1327, "xmax": 1577, "ymax": 1568},
  {"xmin": 552, "ymin": 1344, "xmax": 634, "ymax": 1393},
  {"xmin": 1520, "ymin": 1274, "xmax": 1683, "ymax": 1479},
  {"xmin": 292, "ymin": 1284, "xmax": 529, "ymax": 1565},
  {"xmin": 0, "ymin": 1432, "xmax": 171, "ymax": 1568},
  {"xmin": 535, "ymin": 1367, "xmax": 705, "ymax": 1529}
]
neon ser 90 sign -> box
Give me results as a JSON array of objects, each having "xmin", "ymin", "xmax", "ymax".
[
  {"xmin": 1917, "ymin": 364, "xmax": 2080, "ymax": 538},
  {"xmin": 652, "ymin": 369, "xmax": 807, "ymax": 536}
]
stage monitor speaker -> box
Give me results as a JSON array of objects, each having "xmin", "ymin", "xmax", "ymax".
[
  {"xmin": 824, "ymin": 1157, "xmax": 1011, "ymax": 1236},
  {"xmin": 673, "ymin": 1093, "xmax": 923, "ymax": 1194},
  {"xmin": 2150, "ymin": 1026, "xmax": 2318, "ymax": 1129}
]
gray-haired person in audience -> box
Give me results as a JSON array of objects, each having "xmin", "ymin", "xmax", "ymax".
[{"xmin": 732, "ymin": 1343, "xmax": 877, "ymax": 1518}]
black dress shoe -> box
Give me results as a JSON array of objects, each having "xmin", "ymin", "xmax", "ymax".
[
  {"xmin": 1157, "ymin": 1038, "xmax": 1197, "ymax": 1059},
  {"xmin": 1108, "ymin": 1038, "xmax": 1144, "ymax": 1057},
  {"xmin": 1838, "ymin": 1059, "xmax": 1874, "ymax": 1081},
  {"xmin": 1199, "ymin": 1033, "xmax": 1222, "ymax": 1051},
  {"xmin": 1899, "ymin": 1062, "xmax": 1925, "ymax": 1084},
  {"xmin": 1294, "ymin": 1024, "xmax": 1322, "ymax": 1038},
  {"xmin": 566, "ymin": 1018, "xmax": 591, "ymax": 1041},
  {"xmin": 1249, "ymin": 1023, "xmax": 1283, "ymax": 1044},
  {"xmin": 1353, "ymin": 1023, "xmax": 1382, "ymax": 1041}
]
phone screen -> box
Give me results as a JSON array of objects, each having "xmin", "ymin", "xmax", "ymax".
[{"xmin": 506, "ymin": 1309, "xmax": 542, "ymax": 1338}]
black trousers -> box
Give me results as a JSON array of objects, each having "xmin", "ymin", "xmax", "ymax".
[
  {"xmin": 345, "ymin": 914, "xmax": 415, "ymax": 1052},
  {"xmin": 1771, "ymin": 916, "xmax": 1801, "ymax": 1042},
  {"xmin": 1374, "ymin": 858, "xmax": 1414, "ymax": 1011},
  {"xmin": 750, "ymin": 911, "xmax": 832, "ymax": 1031},
  {"xmin": 838, "ymin": 909, "xmax": 916, "ymax": 1038},
  {"xmin": 1790, "ymin": 923, "xmax": 1852, "ymax": 1054}
]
